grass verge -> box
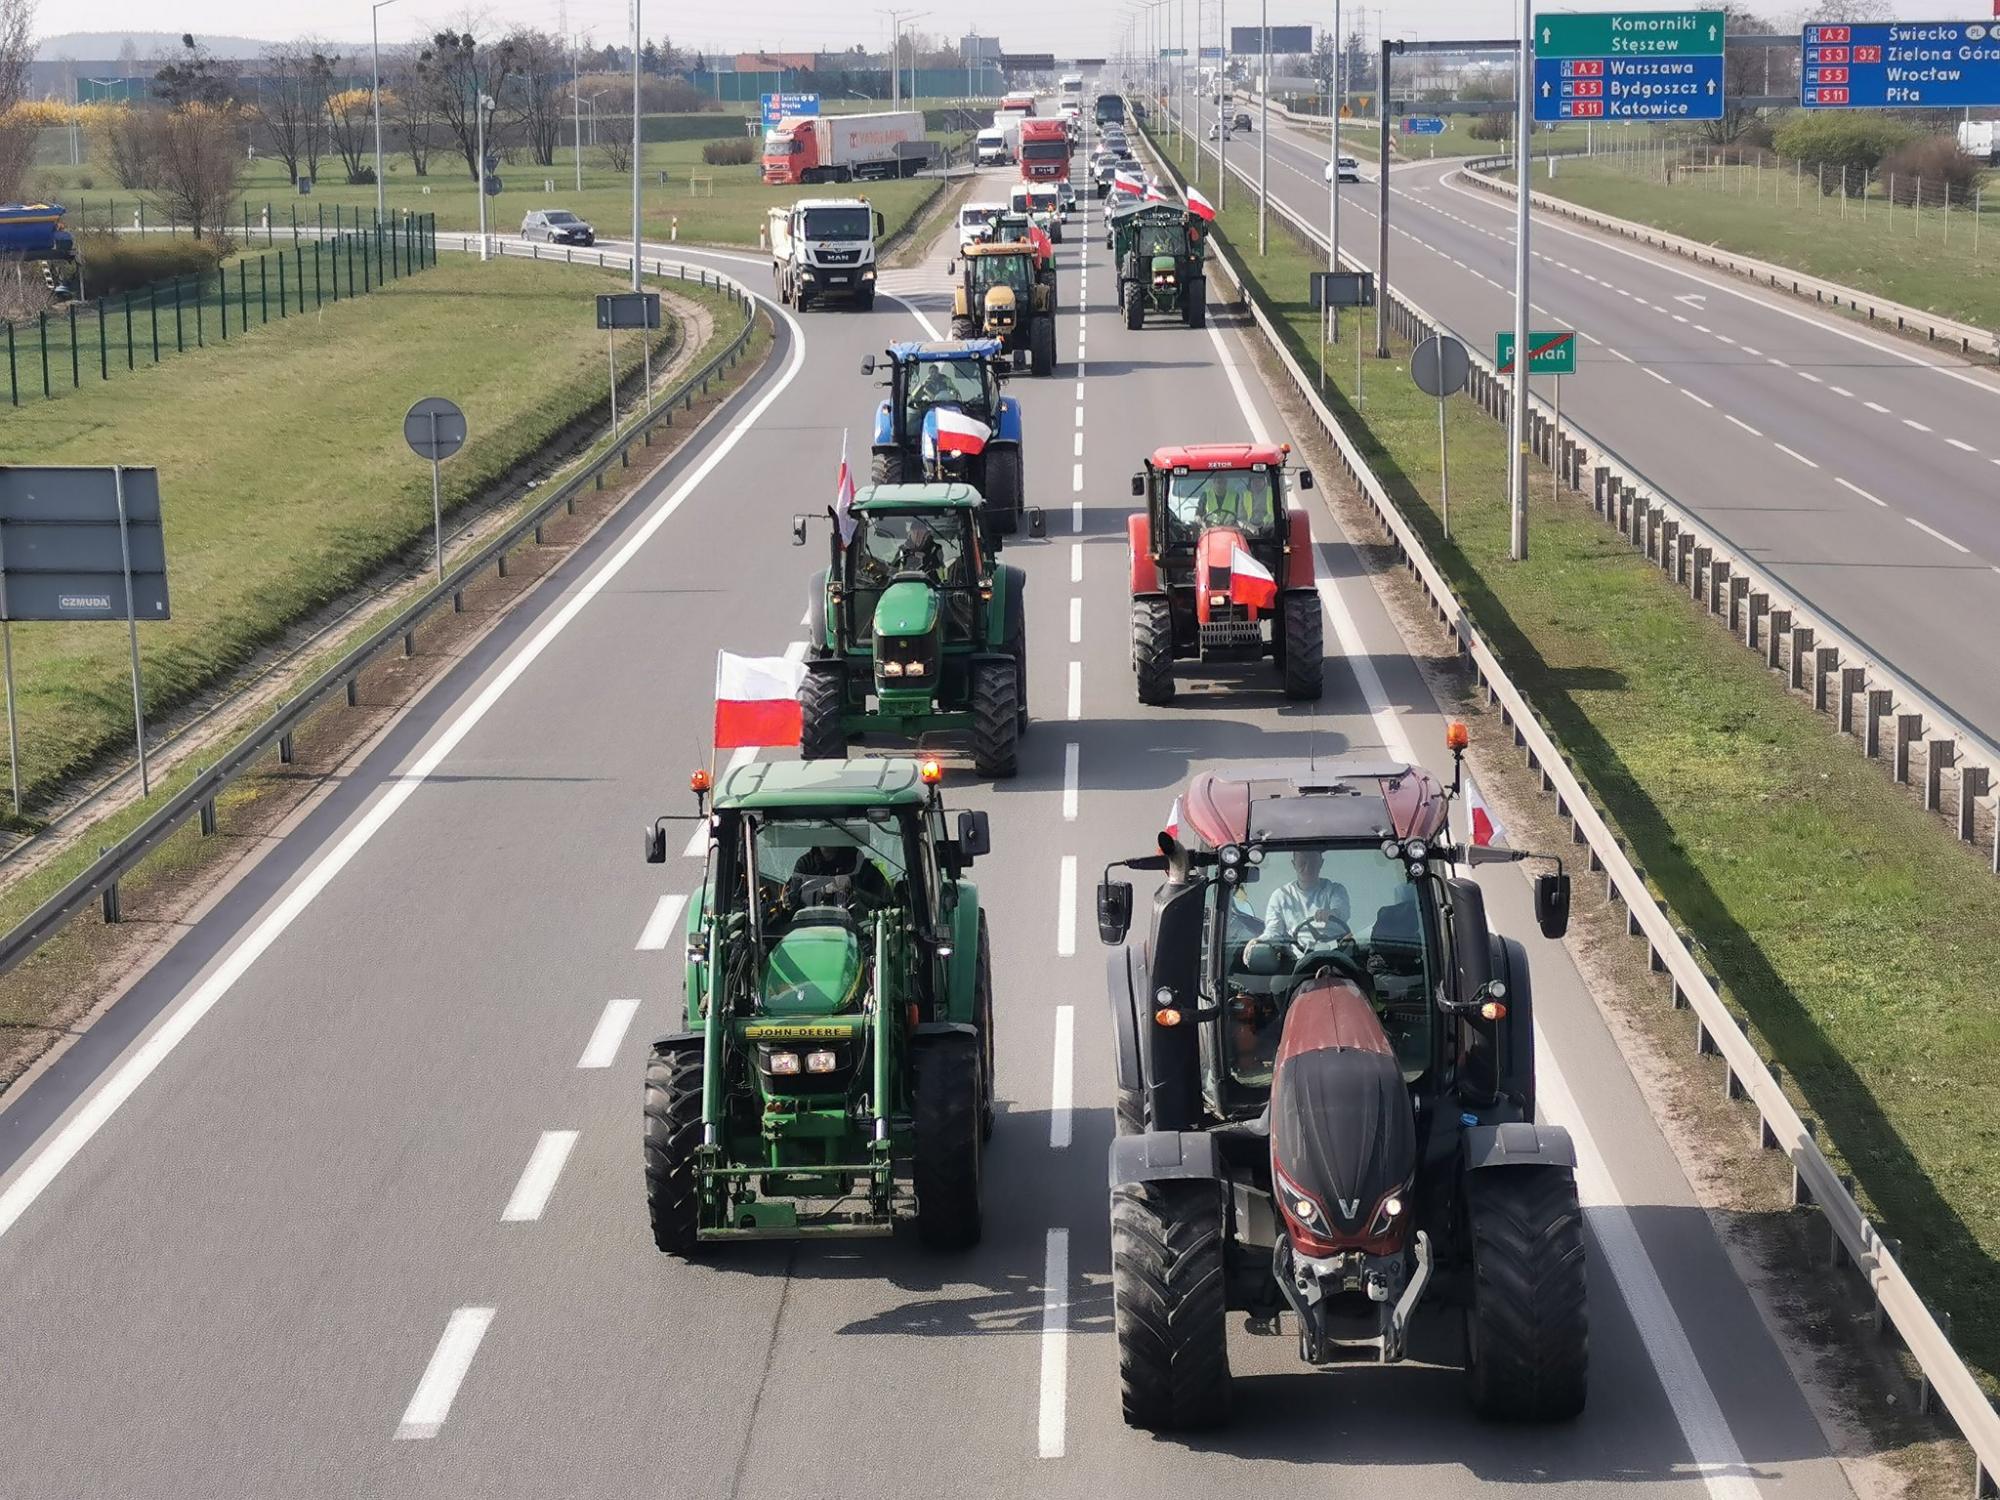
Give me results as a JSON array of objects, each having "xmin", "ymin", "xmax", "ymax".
[{"xmin": 1150, "ymin": 121, "xmax": 2000, "ymax": 1392}]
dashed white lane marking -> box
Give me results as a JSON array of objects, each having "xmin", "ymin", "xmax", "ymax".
[
  {"xmin": 1067, "ymin": 662, "xmax": 1081, "ymax": 720},
  {"xmin": 1903, "ymin": 418, "xmax": 1932, "ymax": 432},
  {"xmin": 1056, "ymin": 856, "xmax": 1077, "ymax": 957},
  {"xmin": 1865, "ymin": 401, "xmax": 1890, "ymax": 413},
  {"xmin": 1037, "ymin": 1228, "xmax": 1071, "ymax": 1458},
  {"xmin": 1671, "ymin": 314, "xmax": 1687, "ymax": 324},
  {"xmin": 1049, "ymin": 1007, "xmax": 1075, "ymax": 1148},
  {"xmin": 577, "ymin": 998, "xmax": 640, "ymax": 1069},
  {"xmin": 1072, "ymin": 500, "xmax": 1083, "ymax": 532},
  {"xmin": 396, "ymin": 1308, "xmax": 496, "ymax": 1441},
  {"xmin": 1073, "ymin": 432, "xmax": 1083, "ymax": 457},
  {"xmin": 1072, "ymin": 462, "xmax": 1083, "ymax": 490},
  {"xmin": 1074, "ymin": 407, "xmax": 1084, "ymax": 428},
  {"xmin": 1908, "ymin": 516, "xmax": 1971, "ymax": 553},
  {"xmin": 1692, "ymin": 324, "xmax": 1711, "ymax": 334},
  {"xmin": 1070, "ymin": 543, "xmax": 1084, "ymax": 583},
  {"xmin": 1644, "ymin": 369, "xmax": 1671, "ymax": 385},
  {"xmin": 1611, "ymin": 348, "xmax": 1635, "ymax": 364},
  {"xmin": 1580, "ymin": 331, "xmax": 1603, "ymax": 346},
  {"xmin": 1742, "ymin": 346, "xmax": 1763, "ymax": 357},
  {"xmin": 636, "ymin": 893, "xmax": 686, "ymax": 951},
  {"xmin": 1797, "ymin": 371, "xmax": 1822, "ymax": 383},
  {"xmin": 1715, "ymin": 334, "xmax": 1735, "ymax": 345},
  {"xmin": 1767, "ymin": 357, "xmax": 1789, "ymax": 369},
  {"xmin": 1829, "ymin": 385, "xmax": 1853, "ymax": 398},
  {"xmin": 1062, "ymin": 742, "xmax": 1080, "ymax": 821},
  {"xmin": 500, "ymin": 1130, "xmax": 579, "ymax": 1223},
  {"xmin": 1680, "ymin": 389, "xmax": 1713, "ymax": 409},
  {"xmin": 1836, "ymin": 477, "xmax": 1888, "ymax": 508},
  {"xmin": 1075, "ymin": 380, "xmax": 1084, "ymax": 399},
  {"xmin": 1725, "ymin": 414, "xmax": 1763, "ymax": 438},
  {"xmin": 1773, "ymin": 443, "xmax": 1819, "ymax": 469},
  {"xmin": 1948, "ymin": 438, "xmax": 1978, "ymax": 452},
  {"xmin": 1068, "ymin": 597, "xmax": 1082, "ymax": 644}
]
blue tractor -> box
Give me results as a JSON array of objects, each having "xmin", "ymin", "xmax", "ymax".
[{"xmin": 863, "ymin": 340, "xmax": 1027, "ymax": 536}]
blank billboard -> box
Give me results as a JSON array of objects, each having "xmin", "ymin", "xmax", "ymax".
[{"xmin": 1230, "ymin": 25, "xmax": 1314, "ymax": 53}]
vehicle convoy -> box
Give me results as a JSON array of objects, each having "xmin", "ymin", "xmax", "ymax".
[
  {"xmin": 1113, "ymin": 202, "xmax": 1207, "ymax": 329},
  {"xmin": 1019, "ymin": 117, "xmax": 1072, "ymax": 185},
  {"xmin": 762, "ymin": 111, "xmax": 933, "ymax": 185},
  {"xmin": 865, "ymin": 340, "xmax": 1027, "ymax": 533},
  {"xmin": 642, "ymin": 758, "xmax": 995, "ymax": 1250},
  {"xmin": 0, "ymin": 202, "xmax": 74, "ymax": 261},
  {"xmin": 1096, "ymin": 751, "xmax": 1585, "ymax": 1429},
  {"xmin": 768, "ymin": 198, "xmax": 885, "ymax": 310},
  {"xmin": 950, "ymin": 242, "xmax": 1057, "ymax": 376},
  {"xmin": 795, "ymin": 482, "xmax": 1028, "ymax": 776},
  {"xmin": 1128, "ymin": 443, "xmax": 1322, "ymax": 702}
]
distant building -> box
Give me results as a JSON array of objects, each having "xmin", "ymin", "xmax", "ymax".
[{"xmin": 732, "ymin": 52, "xmax": 819, "ymax": 75}]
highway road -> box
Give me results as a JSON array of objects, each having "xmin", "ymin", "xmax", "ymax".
[
  {"xmin": 1178, "ymin": 105, "xmax": 2000, "ymax": 753},
  {"xmin": 0, "ymin": 153, "xmax": 1855, "ymax": 1497}
]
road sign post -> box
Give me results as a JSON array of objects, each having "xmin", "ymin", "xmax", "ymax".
[
  {"xmin": 404, "ymin": 397, "xmax": 467, "ymax": 581},
  {"xmin": 1534, "ymin": 9, "xmax": 1726, "ymax": 121},
  {"xmin": 1411, "ymin": 334, "xmax": 1471, "ymax": 537}
]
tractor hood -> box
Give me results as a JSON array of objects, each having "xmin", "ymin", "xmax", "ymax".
[
  {"xmin": 761, "ymin": 924, "xmax": 866, "ymax": 1016},
  {"xmin": 1149, "ymin": 252, "xmax": 1179, "ymax": 280},
  {"xmin": 982, "ymin": 283, "xmax": 1018, "ymax": 331},
  {"xmin": 872, "ymin": 577, "xmax": 941, "ymax": 638}
]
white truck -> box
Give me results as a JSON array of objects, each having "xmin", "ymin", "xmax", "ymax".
[
  {"xmin": 1958, "ymin": 119, "xmax": 2000, "ymax": 164},
  {"xmin": 767, "ymin": 198, "xmax": 885, "ymax": 310}
]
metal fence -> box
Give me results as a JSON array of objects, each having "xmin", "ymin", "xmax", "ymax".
[{"xmin": 4, "ymin": 216, "xmax": 439, "ymax": 409}]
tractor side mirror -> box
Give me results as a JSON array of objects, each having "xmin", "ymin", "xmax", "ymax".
[
  {"xmin": 1028, "ymin": 507, "xmax": 1047, "ymax": 539},
  {"xmin": 860, "ymin": 353, "xmax": 876, "ymax": 375},
  {"xmin": 957, "ymin": 809, "xmax": 992, "ymax": 860},
  {"xmin": 1297, "ymin": 469, "xmax": 1315, "ymax": 490},
  {"xmin": 1534, "ymin": 872, "xmax": 1572, "ymax": 940},
  {"xmin": 643, "ymin": 822, "xmax": 668, "ymax": 864},
  {"xmin": 1097, "ymin": 879, "xmax": 1134, "ymax": 945},
  {"xmin": 946, "ymin": 259, "xmax": 956, "ymax": 275},
  {"xmin": 1130, "ymin": 472, "xmax": 1145, "ymax": 497},
  {"xmin": 791, "ymin": 515, "xmax": 808, "ymax": 546}
]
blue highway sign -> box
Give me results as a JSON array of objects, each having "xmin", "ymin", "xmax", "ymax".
[
  {"xmin": 760, "ymin": 92, "xmax": 821, "ymax": 127},
  {"xmin": 1533, "ymin": 54, "xmax": 1724, "ymax": 119},
  {"xmin": 1801, "ymin": 22, "xmax": 2000, "ymax": 109},
  {"xmin": 1403, "ymin": 116, "xmax": 1447, "ymax": 134}
]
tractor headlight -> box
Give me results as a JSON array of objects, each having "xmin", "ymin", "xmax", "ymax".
[
  {"xmin": 766, "ymin": 1049, "xmax": 801, "ymax": 1076},
  {"xmin": 901, "ymin": 660, "xmax": 927, "ymax": 677},
  {"xmin": 883, "ymin": 661, "xmax": 905, "ymax": 677},
  {"xmin": 806, "ymin": 1050, "xmax": 838, "ymax": 1074},
  {"xmin": 1209, "ymin": 591, "xmax": 1228, "ymax": 606}
]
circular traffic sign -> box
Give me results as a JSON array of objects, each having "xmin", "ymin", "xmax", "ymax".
[
  {"xmin": 1410, "ymin": 334, "xmax": 1470, "ymax": 399},
  {"xmin": 404, "ymin": 396, "xmax": 467, "ymax": 462}
]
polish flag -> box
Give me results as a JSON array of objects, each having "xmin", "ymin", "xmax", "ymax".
[
  {"xmin": 1144, "ymin": 181, "xmax": 1170, "ymax": 203},
  {"xmin": 923, "ymin": 407, "xmax": 991, "ymax": 461},
  {"xmin": 1466, "ymin": 773, "xmax": 1507, "ymax": 847},
  {"xmin": 1228, "ymin": 546, "xmax": 1278, "ymax": 610},
  {"xmin": 1185, "ymin": 186, "xmax": 1217, "ymax": 222},
  {"xmin": 834, "ymin": 430, "xmax": 857, "ymax": 544},
  {"xmin": 1113, "ymin": 170, "xmax": 1145, "ymax": 197},
  {"xmin": 1165, "ymin": 794, "xmax": 1183, "ymax": 838},
  {"xmin": 713, "ymin": 650, "xmax": 807, "ymax": 749}
]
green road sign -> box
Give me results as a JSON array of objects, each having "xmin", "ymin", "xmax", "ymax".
[
  {"xmin": 1535, "ymin": 9, "xmax": 1725, "ymax": 58},
  {"xmin": 1496, "ymin": 329, "xmax": 1578, "ymax": 375}
]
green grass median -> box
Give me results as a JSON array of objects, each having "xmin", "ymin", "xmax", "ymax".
[{"xmin": 1150, "ymin": 121, "xmax": 2000, "ymax": 1393}]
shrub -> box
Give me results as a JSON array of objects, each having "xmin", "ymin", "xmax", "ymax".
[
  {"xmin": 701, "ymin": 136, "xmax": 754, "ymax": 166},
  {"xmin": 1468, "ymin": 113, "xmax": 1508, "ymax": 142},
  {"xmin": 72, "ymin": 230, "xmax": 227, "ymax": 300},
  {"xmin": 1772, "ymin": 113, "xmax": 1916, "ymax": 191},
  {"xmin": 77, "ymin": 173, "xmax": 96, "ymax": 190},
  {"xmin": 1877, "ymin": 134, "xmax": 1986, "ymax": 205}
]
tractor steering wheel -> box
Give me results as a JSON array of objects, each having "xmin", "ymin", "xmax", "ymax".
[{"xmin": 1291, "ymin": 911, "xmax": 1354, "ymax": 949}]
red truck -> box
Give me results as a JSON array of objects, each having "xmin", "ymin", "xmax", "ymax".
[{"xmin": 1019, "ymin": 118, "xmax": 1071, "ymax": 185}]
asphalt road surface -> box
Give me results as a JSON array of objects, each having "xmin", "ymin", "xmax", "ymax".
[
  {"xmin": 1178, "ymin": 104, "xmax": 2000, "ymax": 754},
  {"xmin": 0, "ymin": 154, "xmax": 1856, "ymax": 1498}
]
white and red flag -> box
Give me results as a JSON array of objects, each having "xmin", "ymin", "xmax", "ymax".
[
  {"xmin": 1144, "ymin": 181, "xmax": 1170, "ymax": 203},
  {"xmin": 1185, "ymin": 185, "xmax": 1217, "ymax": 221},
  {"xmin": 1113, "ymin": 170, "xmax": 1145, "ymax": 197},
  {"xmin": 713, "ymin": 650, "xmax": 808, "ymax": 750},
  {"xmin": 923, "ymin": 407, "xmax": 991, "ymax": 461},
  {"xmin": 1465, "ymin": 773, "xmax": 1507, "ymax": 847},
  {"xmin": 833, "ymin": 430, "xmax": 857, "ymax": 544},
  {"xmin": 1164, "ymin": 794, "xmax": 1184, "ymax": 839},
  {"xmin": 1228, "ymin": 546, "xmax": 1278, "ymax": 610}
]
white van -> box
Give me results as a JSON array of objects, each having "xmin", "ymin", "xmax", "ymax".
[
  {"xmin": 975, "ymin": 128, "xmax": 1011, "ymax": 167},
  {"xmin": 957, "ymin": 201, "xmax": 1005, "ymax": 252}
]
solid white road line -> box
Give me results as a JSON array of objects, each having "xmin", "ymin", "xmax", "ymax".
[
  {"xmin": 1056, "ymin": 856, "xmax": 1076, "ymax": 957},
  {"xmin": 0, "ymin": 293, "xmax": 811, "ymax": 1249},
  {"xmin": 1835, "ymin": 477, "xmax": 1889, "ymax": 508},
  {"xmin": 635, "ymin": 893, "xmax": 687, "ymax": 952},
  {"xmin": 395, "ymin": 1307, "xmax": 496, "ymax": 1441},
  {"xmin": 1071, "ymin": 543, "xmax": 1084, "ymax": 583},
  {"xmin": 1037, "ymin": 1228, "xmax": 1070, "ymax": 1459},
  {"xmin": 1067, "ymin": 662, "xmax": 1081, "ymax": 721},
  {"xmin": 1049, "ymin": 1007, "xmax": 1075, "ymax": 1149},
  {"xmin": 577, "ymin": 998, "xmax": 640, "ymax": 1069},
  {"xmin": 500, "ymin": 1129, "xmax": 579, "ymax": 1223},
  {"xmin": 1062, "ymin": 743, "xmax": 1080, "ymax": 821},
  {"xmin": 1724, "ymin": 415, "xmax": 1762, "ymax": 438},
  {"xmin": 1068, "ymin": 597, "xmax": 1082, "ymax": 644},
  {"xmin": 1908, "ymin": 516, "xmax": 1971, "ymax": 553}
]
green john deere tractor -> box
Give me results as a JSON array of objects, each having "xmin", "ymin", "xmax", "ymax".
[
  {"xmin": 1113, "ymin": 202, "xmax": 1207, "ymax": 329},
  {"xmin": 642, "ymin": 758, "xmax": 994, "ymax": 1250},
  {"xmin": 795, "ymin": 482, "xmax": 1027, "ymax": 777}
]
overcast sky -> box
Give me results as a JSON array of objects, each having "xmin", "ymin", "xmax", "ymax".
[{"xmin": 46, "ymin": 0, "xmax": 1984, "ymax": 60}]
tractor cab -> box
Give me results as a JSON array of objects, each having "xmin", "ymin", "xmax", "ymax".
[
  {"xmin": 862, "ymin": 340, "xmax": 1026, "ymax": 534},
  {"xmin": 1112, "ymin": 203, "xmax": 1207, "ymax": 329},
  {"xmin": 949, "ymin": 242, "xmax": 1056, "ymax": 375}
]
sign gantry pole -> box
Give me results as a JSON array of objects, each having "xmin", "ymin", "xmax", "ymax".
[{"xmin": 1510, "ymin": 0, "xmax": 1532, "ymax": 561}]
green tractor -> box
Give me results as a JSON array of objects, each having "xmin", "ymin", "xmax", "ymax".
[
  {"xmin": 642, "ymin": 758, "xmax": 995, "ymax": 1250},
  {"xmin": 795, "ymin": 482, "xmax": 1028, "ymax": 777},
  {"xmin": 1113, "ymin": 202, "xmax": 1207, "ymax": 330}
]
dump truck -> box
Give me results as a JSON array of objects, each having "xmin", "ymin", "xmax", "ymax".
[
  {"xmin": 768, "ymin": 198, "xmax": 885, "ymax": 310},
  {"xmin": 762, "ymin": 111, "xmax": 933, "ymax": 185}
]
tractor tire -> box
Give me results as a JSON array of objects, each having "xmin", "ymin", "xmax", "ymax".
[
  {"xmin": 1464, "ymin": 1166, "xmax": 1590, "ymax": 1422},
  {"xmin": 1115, "ymin": 1087, "xmax": 1147, "ymax": 1136},
  {"xmin": 800, "ymin": 665, "xmax": 847, "ymax": 761},
  {"xmin": 1280, "ymin": 591, "xmax": 1324, "ymax": 701},
  {"xmin": 1111, "ymin": 1179, "xmax": 1232, "ymax": 1430},
  {"xmin": 984, "ymin": 447, "xmax": 1023, "ymax": 536},
  {"xmin": 970, "ymin": 660, "xmax": 1020, "ymax": 779},
  {"xmin": 805, "ymin": 569, "xmax": 829, "ymax": 658},
  {"xmin": 1132, "ymin": 596, "xmax": 1176, "ymax": 705},
  {"xmin": 643, "ymin": 1043, "xmax": 704, "ymax": 1256},
  {"xmin": 1029, "ymin": 316, "xmax": 1055, "ymax": 377},
  {"xmin": 976, "ymin": 912, "xmax": 996, "ymax": 1141},
  {"xmin": 913, "ymin": 1031, "xmax": 983, "ymax": 1249},
  {"xmin": 950, "ymin": 315, "xmax": 978, "ymax": 339},
  {"xmin": 1123, "ymin": 280, "xmax": 1144, "ymax": 330},
  {"xmin": 1183, "ymin": 278, "xmax": 1207, "ymax": 328},
  {"xmin": 1003, "ymin": 567, "xmax": 1029, "ymax": 733},
  {"xmin": 871, "ymin": 450, "xmax": 904, "ymax": 486}
]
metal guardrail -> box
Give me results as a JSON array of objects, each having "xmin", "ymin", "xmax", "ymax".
[
  {"xmin": 1139, "ymin": 121, "xmax": 2000, "ymax": 1498},
  {"xmin": 0, "ymin": 247, "xmax": 762, "ymax": 978}
]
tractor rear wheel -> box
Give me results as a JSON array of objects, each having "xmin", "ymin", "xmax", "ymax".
[
  {"xmin": 870, "ymin": 450, "xmax": 904, "ymax": 486},
  {"xmin": 970, "ymin": 660, "xmax": 1020, "ymax": 778},
  {"xmin": 1280, "ymin": 591, "xmax": 1324, "ymax": 701},
  {"xmin": 984, "ymin": 447, "xmax": 1023, "ymax": 536},
  {"xmin": 950, "ymin": 315, "xmax": 977, "ymax": 339},
  {"xmin": 1132, "ymin": 596, "xmax": 1176, "ymax": 705},
  {"xmin": 913, "ymin": 1032, "xmax": 983, "ymax": 1249},
  {"xmin": 976, "ymin": 912, "xmax": 996, "ymax": 1141},
  {"xmin": 1003, "ymin": 566, "xmax": 1029, "ymax": 733},
  {"xmin": 1112, "ymin": 1179, "xmax": 1232, "ymax": 1430},
  {"xmin": 1122, "ymin": 280, "xmax": 1144, "ymax": 330},
  {"xmin": 643, "ymin": 1043, "xmax": 704, "ymax": 1256},
  {"xmin": 1030, "ymin": 316, "xmax": 1055, "ymax": 377},
  {"xmin": 1183, "ymin": 277, "xmax": 1207, "ymax": 328},
  {"xmin": 800, "ymin": 665, "xmax": 846, "ymax": 761},
  {"xmin": 1464, "ymin": 1166, "xmax": 1589, "ymax": 1422}
]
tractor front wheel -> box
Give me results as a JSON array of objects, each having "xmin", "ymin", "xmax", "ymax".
[
  {"xmin": 870, "ymin": 450, "xmax": 904, "ymax": 486},
  {"xmin": 1030, "ymin": 316, "xmax": 1056, "ymax": 377},
  {"xmin": 984, "ymin": 447, "xmax": 1023, "ymax": 536},
  {"xmin": 1133, "ymin": 596, "xmax": 1176, "ymax": 705},
  {"xmin": 970, "ymin": 660, "xmax": 1020, "ymax": 778},
  {"xmin": 1464, "ymin": 1165, "xmax": 1590, "ymax": 1422},
  {"xmin": 976, "ymin": 912, "xmax": 997, "ymax": 1141},
  {"xmin": 800, "ymin": 666, "xmax": 846, "ymax": 760},
  {"xmin": 913, "ymin": 1032, "xmax": 983, "ymax": 1249},
  {"xmin": 643, "ymin": 1043, "xmax": 704, "ymax": 1256},
  {"xmin": 1112, "ymin": 1180, "xmax": 1232, "ymax": 1430},
  {"xmin": 1122, "ymin": 280, "xmax": 1144, "ymax": 330},
  {"xmin": 950, "ymin": 315, "xmax": 977, "ymax": 339},
  {"xmin": 1280, "ymin": 591, "xmax": 1324, "ymax": 701}
]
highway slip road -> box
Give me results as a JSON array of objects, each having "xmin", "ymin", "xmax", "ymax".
[
  {"xmin": 1197, "ymin": 106, "xmax": 2000, "ymax": 754},
  {"xmin": 0, "ymin": 159, "xmax": 1853, "ymax": 1498}
]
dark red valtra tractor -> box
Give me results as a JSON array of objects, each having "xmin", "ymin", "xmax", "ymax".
[
  {"xmin": 1127, "ymin": 443, "xmax": 1323, "ymax": 704},
  {"xmin": 1095, "ymin": 741, "xmax": 1587, "ymax": 1429}
]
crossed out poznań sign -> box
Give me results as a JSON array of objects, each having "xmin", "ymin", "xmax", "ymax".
[
  {"xmin": 1496, "ymin": 330, "xmax": 1578, "ymax": 376},
  {"xmin": 1801, "ymin": 22, "xmax": 2000, "ymax": 109},
  {"xmin": 1533, "ymin": 8, "xmax": 1726, "ymax": 121}
]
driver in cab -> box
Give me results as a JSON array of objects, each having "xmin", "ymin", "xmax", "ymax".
[
  {"xmin": 1245, "ymin": 850, "xmax": 1350, "ymax": 964},
  {"xmin": 779, "ymin": 843, "xmax": 894, "ymax": 923},
  {"xmin": 894, "ymin": 518, "xmax": 947, "ymax": 579}
]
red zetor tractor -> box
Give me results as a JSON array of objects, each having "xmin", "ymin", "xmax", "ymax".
[{"xmin": 1128, "ymin": 443, "xmax": 1323, "ymax": 704}]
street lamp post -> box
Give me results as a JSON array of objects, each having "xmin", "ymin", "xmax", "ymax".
[
  {"xmin": 475, "ymin": 85, "xmax": 494, "ymax": 260},
  {"xmin": 572, "ymin": 37, "xmax": 582, "ymax": 192},
  {"xmin": 371, "ymin": 0, "xmax": 398, "ymax": 225},
  {"xmin": 630, "ymin": 0, "xmax": 642, "ymax": 292},
  {"xmin": 1258, "ymin": 0, "xmax": 1268, "ymax": 253}
]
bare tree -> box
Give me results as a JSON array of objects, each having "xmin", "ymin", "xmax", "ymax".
[
  {"xmin": 326, "ymin": 86, "xmax": 375, "ymax": 182},
  {"xmin": 598, "ymin": 131, "xmax": 631, "ymax": 173},
  {"xmin": 147, "ymin": 103, "xmax": 245, "ymax": 240},
  {"xmin": 257, "ymin": 40, "xmax": 339, "ymax": 183},
  {"xmin": 0, "ymin": 0, "xmax": 34, "ymax": 203},
  {"xmin": 415, "ymin": 30, "xmax": 520, "ymax": 179},
  {"xmin": 386, "ymin": 51, "xmax": 437, "ymax": 176},
  {"xmin": 154, "ymin": 33, "xmax": 231, "ymax": 109},
  {"xmin": 504, "ymin": 28, "xmax": 569, "ymax": 167},
  {"xmin": 103, "ymin": 106, "xmax": 159, "ymax": 188}
]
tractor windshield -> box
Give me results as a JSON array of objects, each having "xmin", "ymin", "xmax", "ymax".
[
  {"xmin": 1138, "ymin": 223, "xmax": 1189, "ymax": 258},
  {"xmin": 1164, "ymin": 467, "xmax": 1279, "ymax": 540},
  {"xmin": 904, "ymin": 359, "xmax": 993, "ymax": 423},
  {"xmin": 853, "ymin": 511, "xmax": 974, "ymax": 589},
  {"xmin": 1207, "ymin": 842, "xmax": 1435, "ymax": 1089},
  {"xmin": 748, "ymin": 813, "xmax": 912, "ymax": 931},
  {"xmin": 971, "ymin": 254, "xmax": 1032, "ymax": 296}
]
